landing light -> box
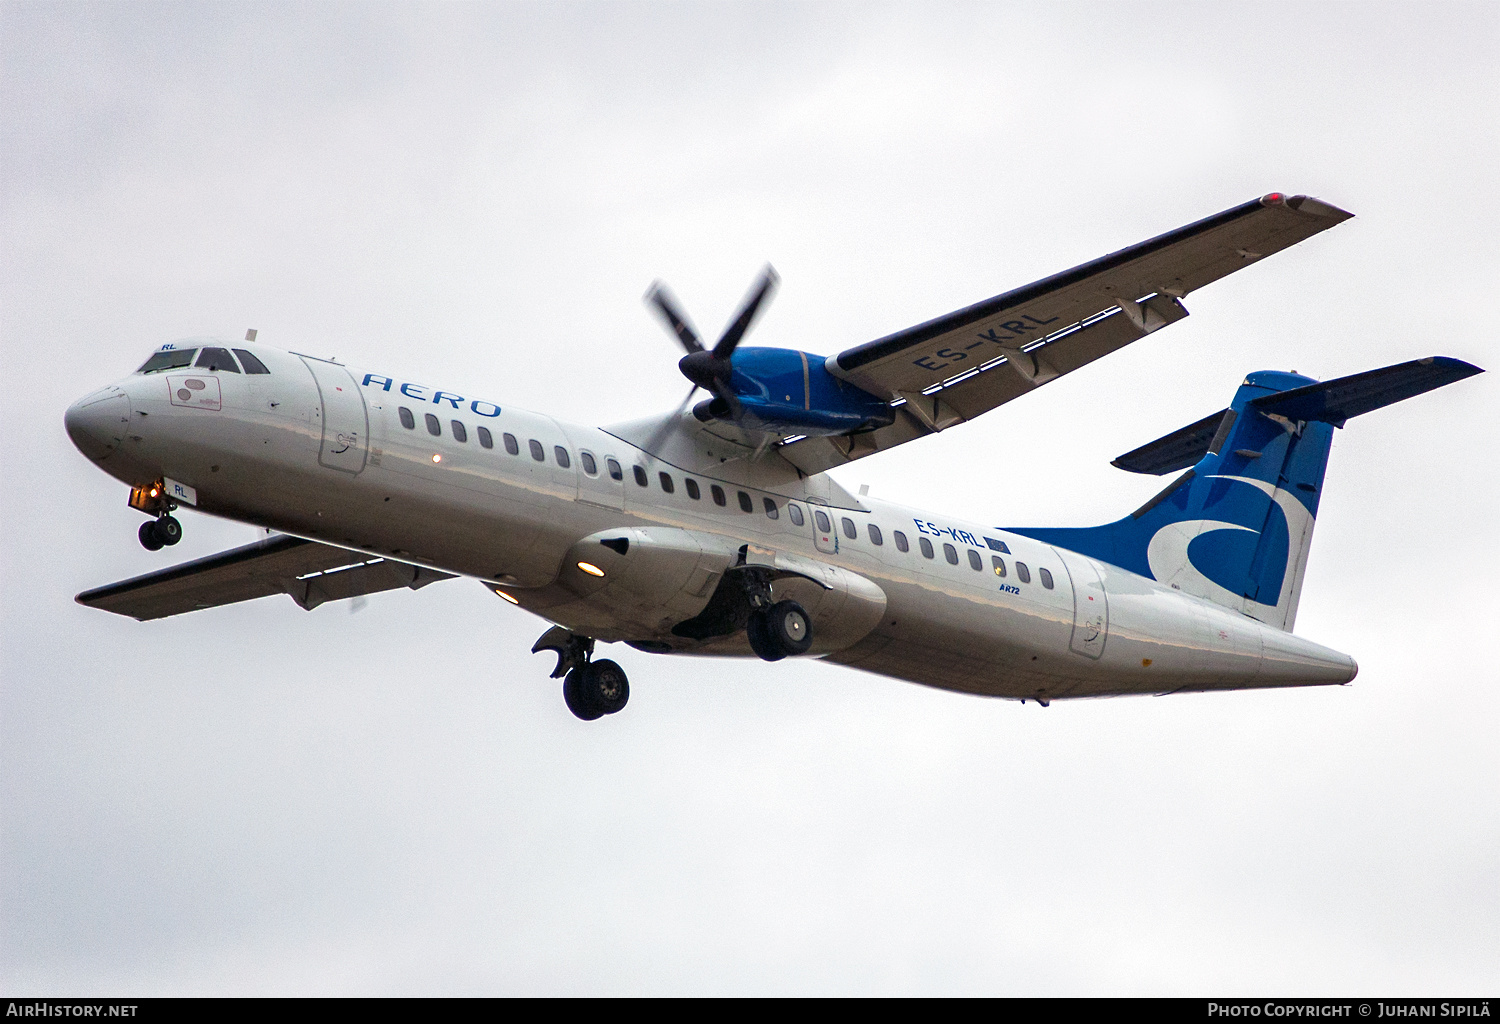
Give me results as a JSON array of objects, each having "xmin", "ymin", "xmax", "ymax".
[
  {"xmin": 431, "ymin": 454, "xmax": 442, "ymax": 463},
  {"xmin": 576, "ymin": 561, "xmax": 606, "ymax": 578},
  {"xmin": 493, "ymin": 588, "xmax": 520, "ymax": 605}
]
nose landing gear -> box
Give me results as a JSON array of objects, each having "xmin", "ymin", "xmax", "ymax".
[
  {"xmin": 533, "ymin": 626, "xmax": 630, "ymax": 721},
  {"xmin": 129, "ymin": 481, "xmax": 183, "ymax": 550},
  {"xmin": 137, "ymin": 516, "xmax": 182, "ymax": 551}
]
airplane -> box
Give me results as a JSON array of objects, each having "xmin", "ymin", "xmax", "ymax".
[{"xmin": 63, "ymin": 192, "xmax": 1482, "ymax": 720}]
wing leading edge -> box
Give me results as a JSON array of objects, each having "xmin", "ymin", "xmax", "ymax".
[
  {"xmin": 778, "ymin": 193, "xmax": 1352, "ymax": 475},
  {"xmin": 77, "ymin": 534, "xmax": 455, "ymax": 621}
]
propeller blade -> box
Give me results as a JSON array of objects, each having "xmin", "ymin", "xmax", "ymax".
[
  {"xmin": 710, "ymin": 264, "xmax": 779, "ymax": 359},
  {"xmin": 644, "ymin": 281, "xmax": 704, "ymax": 354},
  {"xmin": 640, "ymin": 386, "xmax": 699, "ymax": 457},
  {"xmin": 709, "ymin": 380, "xmax": 742, "ymax": 421}
]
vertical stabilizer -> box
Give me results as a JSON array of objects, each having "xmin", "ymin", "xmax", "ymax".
[{"xmin": 1011, "ymin": 357, "xmax": 1482, "ymax": 632}]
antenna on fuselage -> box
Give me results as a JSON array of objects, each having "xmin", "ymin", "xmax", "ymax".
[{"xmin": 245, "ymin": 329, "xmax": 257, "ymax": 342}]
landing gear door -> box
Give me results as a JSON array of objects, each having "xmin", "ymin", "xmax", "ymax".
[
  {"xmin": 1057, "ymin": 548, "xmax": 1109, "ymax": 660},
  {"xmin": 299, "ymin": 356, "xmax": 369, "ymax": 475}
]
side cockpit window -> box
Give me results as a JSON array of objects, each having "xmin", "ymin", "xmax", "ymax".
[
  {"xmin": 137, "ymin": 349, "xmax": 196, "ymax": 374},
  {"xmin": 195, "ymin": 347, "xmax": 241, "ymax": 372},
  {"xmin": 232, "ymin": 349, "xmax": 271, "ymax": 374}
]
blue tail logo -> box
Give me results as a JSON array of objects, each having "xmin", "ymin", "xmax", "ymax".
[{"xmin": 1010, "ymin": 357, "xmax": 1481, "ymax": 631}]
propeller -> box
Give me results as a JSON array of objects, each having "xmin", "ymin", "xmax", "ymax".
[{"xmin": 644, "ymin": 264, "xmax": 780, "ymax": 425}]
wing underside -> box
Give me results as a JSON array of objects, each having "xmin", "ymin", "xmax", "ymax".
[
  {"xmin": 778, "ymin": 194, "xmax": 1352, "ymax": 476},
  {"xmin": 76, "ymin": 534, "xmax": 455, "ymax": 621}
]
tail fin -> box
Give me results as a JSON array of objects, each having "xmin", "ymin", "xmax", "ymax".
[{"xmin": 1012, "ymin": 356, "xmax": 1481, "ymax": 632}]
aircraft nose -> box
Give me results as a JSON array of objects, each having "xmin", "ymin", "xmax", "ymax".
[{"xmin": 65, "ymin": 386, "xmax": 132, "ymax": 461}]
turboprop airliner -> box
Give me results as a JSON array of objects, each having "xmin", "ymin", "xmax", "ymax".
[{"xmin": 65, "ymin": 193, "xmax": 1482, "ymax": 720}]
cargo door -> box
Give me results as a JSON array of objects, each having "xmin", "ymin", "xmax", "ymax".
[{"xmin": 299, "ymin": 355, "xmax": 369, "ymax": 475}]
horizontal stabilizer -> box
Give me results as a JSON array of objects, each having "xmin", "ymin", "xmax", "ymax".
[
  {"xmin": 1250, "ymin": 356, "xmax": 1482, "ymax": 427},
  {"xmin": 1111, "ymin": 356, "xmax": 1483, "ymax": 474},
  {"xmin": 77, "ymin": 534, "xmax": 455, "ymax": 620},
  {"xmin": 1111, "ymin": 409, "xmax": 1231, "ymax": 475}
]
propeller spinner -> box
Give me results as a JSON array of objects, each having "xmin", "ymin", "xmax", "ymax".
[{"xmin": 644, "ymin": 265, "xmax": 780, "ymax": 423}]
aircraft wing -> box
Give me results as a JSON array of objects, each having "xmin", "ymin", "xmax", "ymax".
[
  {"xmin": 76, "ymin": 534, "xmax": 456, "ymax": 621},
  {"xmin": 777, "ymin": 193, "xmax": 1352, "ymax": 475}
]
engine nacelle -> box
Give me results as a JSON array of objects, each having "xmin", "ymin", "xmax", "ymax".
[{"xmin": 530, "ymin": 527, "xmax": 887, "ymax": 657}]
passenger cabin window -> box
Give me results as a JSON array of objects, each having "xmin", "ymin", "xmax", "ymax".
[
  {"xmin": 763, "ymin": 498, "xmax": 779, "ymax": 519},
  {"xmin": 685, "ymin": 478, "xmax": 700, "ymax": 500},
  {"xmin": 659, "ymin": 472, "xmax": 674, "ymax": 494},
  {"xmin": 868, "ymin": 524, "xmax": 883, "ymax": 545},
  {"xmin": 137, "ymin": 349, "xmax": 196, "ymax": 374},
  {"xmin": 478, "ymin": 426, "xmax": 494, "ymax": 449},
  {"xmin": 788, "ymin": 503, "xmax": 805, "ymax": 527},
  {"xmin": 398, "ymin": 407, "xmax": 415, "ymax": 430},
  {"xmin": 1039, "ymin": 567, "xmax": 1054, "ymax": 589},
  {"xmin": 813, "ymin": 510, "xmax": 831, "ymax": 534},
  {"xmin": 992, "ymin": 556, "xmax": 1007, "ymax": 578},
  {"xmin": 451, "ymin": 421, "xmax": 468, "ymax": 443},
  {"xmin": 195, "ymin": 347, "xmax": 240, "ymax": 372},
  {"xmin": 232, "ymin": 349, "xmax": 271, "ymax": 374},
  {"xmin": 1016, "ymin": 562, "xmax": 1032, "ymax": 584},
  {"xmin": 894, "ymin": 530, "xmax": 909, "ymax": 552},
  {"xmin": 919, "ymin": 537, "xmax": 934, "ymax": 559},
  {"xmin": 633, "ymin": 465, "xmax": 648, "ymax": 487},
  {"xmin": 711, "ymin": 484, "xmax": 726, "ymax": 507},
  {"xmin": 580, "ymin": 452, "xmax": 597, "ymax": 475},
  {"xmin": 606, "ymin": 457, "xmax": 623, "ymax": 481},
  {"xmin": 737, "ymin": 491, "xmax": 753, "ymax": 513},
  {"xmin": 944, "ymin": 543, "xmax": 959, "ymax": 565},
  {"xmin": 554, "ymin": 447, "xmax": 570, "ymax": 469},
  {"xmin": 529, "ymin": 439, "xmax": 545, "ymax": 461},
  {"xmin": 841, "ymin": 517, "xmax": 857, "ymax": 540},
  {"xmin": 504, "ymin": 433, "xmax": 520, "ymax": 456},
  {"xmin": 968, "ymin": 549, "xmax": 983, "ymax": 571},
  {"xmin": 425, "ymin": 413, "xmax": 441, "ymax": 436}
]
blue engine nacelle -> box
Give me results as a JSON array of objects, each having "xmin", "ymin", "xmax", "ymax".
[{"xmin": 694, "ymin": 347, "xmax": 895, "ymax": 436}]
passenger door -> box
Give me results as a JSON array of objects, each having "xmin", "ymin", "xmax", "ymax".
[{"xmin": 1057, "ymin": 548, "xmax": 1109, "ymax": 659}]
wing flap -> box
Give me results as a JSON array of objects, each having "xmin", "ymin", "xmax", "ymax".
[
  {"xmin": 76, "ymin": 535, "xmax": 455, "ymax": 621},
  {"xmin": 777, "ymin": 295, "xmax": 1190, "ymax": 475}
]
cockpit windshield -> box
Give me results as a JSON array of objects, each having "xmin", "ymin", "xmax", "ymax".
[
  {"xmin": 136, "ymin": 349, "xmax": 196, "ymax": 374},
  {"xmin": 195, "ymin": 347, "xmax": 240, "ymax": 372}
]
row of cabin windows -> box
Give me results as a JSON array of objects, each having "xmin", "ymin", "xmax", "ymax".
[
  {"xmin": 808, "ymin": 510, "xmax": 1051, "ymax": 587},
  {"xmin": 137, "ymin": 347, "xmax": 271, "ymax": 375},
  {"xmin": 394, "ymin": 405, "xmax": 1054, "ymax": 588}
]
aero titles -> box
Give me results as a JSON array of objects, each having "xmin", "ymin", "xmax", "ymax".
[{"xmin": 360, "ymin": 374, "xmax": 502, "ymax": 419}]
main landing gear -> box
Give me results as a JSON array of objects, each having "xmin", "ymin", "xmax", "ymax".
[
  {"xmin": 746, "ymin": 599, "xmax": 813, "ymax": 662},
  {"xmin": 533, "ymin": 626, "xmax": 630, "ymax": 721}
]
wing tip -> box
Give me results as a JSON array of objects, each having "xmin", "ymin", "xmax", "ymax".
[{"xmin": 1270, "ymin": 193, "xmax": 1355, "ymax": 222}]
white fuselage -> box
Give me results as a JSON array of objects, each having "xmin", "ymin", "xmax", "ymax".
[{"xmin": 67, "ymin": 343, "xmax": 1358, "ymax": 703}]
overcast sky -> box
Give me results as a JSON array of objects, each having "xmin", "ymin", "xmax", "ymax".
[{"xmin": 2, "ymin": 0, "xmax": 1497, "ymax": 996}]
